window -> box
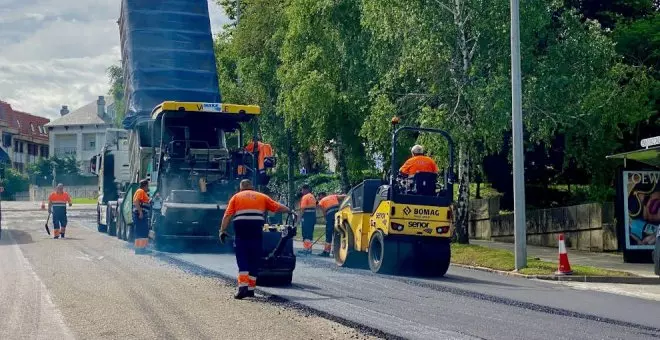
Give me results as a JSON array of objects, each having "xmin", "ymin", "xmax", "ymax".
[
  {"xmin": 19, "ymin": 142, "xmax": 24, "ymax": 153},
  {"xmin": 2, "ymin": 133, "xmax": 11, "ymax": 148},
  {"xmin": 30, "ymin": 123, "xmax": 35, "ymax": 132},
  {"xmin": 13, "ymin": 140, "xmax": 18, "ymax": 152},
  {"xmin": 38, "ymin": 126, "xmax": 44, "ymax": 134},
  {"xmin": 16, "ymin": 120, "xmax": 20, "ymax": 128}
]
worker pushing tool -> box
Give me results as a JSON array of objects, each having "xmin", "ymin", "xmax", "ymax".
[
  {"xmin": 399, "ymin": 144, "xmax": 439, "ymax": 177},
  {"xmin": 132, "ymin": 179, "xmax": 151, "ymax": 254},
  {"xmin": 48, "ymin": 183, "xmax": 72, "ymax": 239},
  {"xmin": 298, "ymin": 184, "xmax": 317, "ymax": 255},
  {"xmin": 317, "ymin": 192, "xmax": 346, "ymax": 257},
  {"xmin": 219, "ymin": 179, "xmax": 292, "ymax": 299}
]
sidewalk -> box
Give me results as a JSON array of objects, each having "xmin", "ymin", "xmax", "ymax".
[{"xmin": 471, "ymin": 239, "xmax": 657, "ymax": 278}]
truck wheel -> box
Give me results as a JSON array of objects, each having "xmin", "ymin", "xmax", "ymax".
[
  {"xmin": 368, "ymin": 230, "xmax": 399, "ymax": 275},
  {"xmin": 127, "ymin": 224, "xmax": 135, "ymax": 242},
  {"xmin": 97, "ymin": 205, "xmax": 106, "ymax": 233},
  {"xmin": 333, "ymin": 223, "xmax": 366, "ymax": 268},
  {"xmin": 116, "ymin": 214, "xmax": 122, "ymax": 239},
  {"xmin": 106, "ymin": 208, "xmax": 117, "ymax": 236}
]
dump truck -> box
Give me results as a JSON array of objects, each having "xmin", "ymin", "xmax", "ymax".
[
  {"xmin": 90, "ymin": 128, "xmax": 130, "ymax": 236},
  {"xmin": 110, "ymin": 0, "xmax": 296, "ymax": 284},
  {"xmin": 333, "ymin": 126, "xmax": 455, "ymax": 277}
]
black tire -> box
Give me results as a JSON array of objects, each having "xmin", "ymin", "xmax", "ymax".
[
  {"xmin": 257, "ymin": 273, "xmax": 293, "ymax": 287},
  {"xmin": 417, "ymin": 241, "xmax": 451, "ymax": 277},
  {"xmin": 106, "ymin": 208, "xmax": 116, "ymax": 236},
  {"xmin": 127, "ymin": 223, "xmax": 135, "ymax": 242},
  {"xmin": 368, "ymin": 230, "xmax": 399, "ymax": 274},
  {"xmin": 333, "ymin": 222, "xmax": 367, "ymax": 268},
  {"xmin": 116, "ymin": 210, "xmax": 124, "ymax": 240}
]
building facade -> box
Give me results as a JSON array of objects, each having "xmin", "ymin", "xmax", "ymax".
[
  {"xmin": 0, "ymin": 100, "xmax": 50, "ymax": 173},
  {"xmin": 46, "ymin": 96, "xmax": 115, "ymax": 174}
]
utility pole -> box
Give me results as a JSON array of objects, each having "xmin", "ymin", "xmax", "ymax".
[{"xmin": 510, "ymin": 0, "xmax": 527, "ymax": 270}]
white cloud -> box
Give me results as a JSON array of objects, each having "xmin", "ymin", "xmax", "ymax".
[{"xmin": 0, "ymin": 0, "xmax": 229, "ymax": 120}]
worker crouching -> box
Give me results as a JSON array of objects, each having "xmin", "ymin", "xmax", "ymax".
[
  {"xmin": 220, "ymin": 179, "xmax": 291, "ymax": 299},
  {"xmin": 317, "ymin": 192, "xmax": 346, "ymax": 257},
  {"xmin": 133, "ymin": 179, "xmax": 151, "ymax": 254}
]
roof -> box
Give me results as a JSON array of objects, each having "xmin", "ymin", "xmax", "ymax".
[
  {"xmin": 46, "ymin": 98, "xmax": 115, "ymax": 127},
  {"xmin": 0, "ymin": 100, "xmax": 50, "ymax": 142},
  {"xmin": 607, "ymin": 146, "xmax": 660, "ymax": 169}
]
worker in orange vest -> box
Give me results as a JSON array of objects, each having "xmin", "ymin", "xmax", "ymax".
[
  {"xmin": 298, "ymin": 184, "xmax": 317, "ymax": 255},
  {"xmin": 133, "ymin": 179, "xmax": 151, "ymax": 254},
  {"xmin": 239, "ymin": 139, "xmax": 275, "ymax": 185},
  {"xmin": 399, "ymin": 144, "xmax": 439, "ymax": 176},
  {"xmin": 317, "ymin": 192, "xmax": 346, "ymax": 257},
  {"xmin": 48, "ymin": 183, "xmax": 72, "ymax": 239},
  {"xmin": 219, "ymin": 179, "xmax": 291, "ymax": 299}
]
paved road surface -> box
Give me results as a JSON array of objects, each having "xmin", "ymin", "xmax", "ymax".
[
  {"xmin": 171, "ymin": 253, "xmax": 660, "ymax": 340},
  {"xmin": 4, "ymin": 202, "xmax": 660, "ymax": 340},
  {"xmin": 0, "ymin": 205, "xmax": 377, "ymax": 340}
]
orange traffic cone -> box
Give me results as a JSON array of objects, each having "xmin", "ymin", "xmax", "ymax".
[
  {"xmin": 41, "ymin": 201, "xmax": 45, "ymax": 210},
  {"xmin": 556, "ymin": 233, "xmax": 573, "ymax": 275}
]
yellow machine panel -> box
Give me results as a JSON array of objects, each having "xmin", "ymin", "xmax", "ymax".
[
  {"xmin": 336, "ymin": 207, "xmax": 372, "ymax": 252},
  {"xmin": 151, "ymin": 101, "xmax": 261, "ymax": 120},
  {"xmin": 370, "ymin": 201, "xmax": 452, "ymax": 238}
]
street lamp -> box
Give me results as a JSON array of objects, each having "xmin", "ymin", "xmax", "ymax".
[{"xmin": 510, "ymin": 0, "xmax": 527, "ymax": 269}]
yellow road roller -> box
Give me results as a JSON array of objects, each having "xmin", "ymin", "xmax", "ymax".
[{"xmin": 333, "ymin": 126, "xmax": 455, "ymax": 276}]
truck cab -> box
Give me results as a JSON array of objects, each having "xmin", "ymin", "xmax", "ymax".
[{"xmin": 91, "ymin": 128, "xmax": 130, "ymax": 234}]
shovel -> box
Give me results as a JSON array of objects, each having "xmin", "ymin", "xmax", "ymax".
[{"xmin": 44, "ymin": 211, "xmax": 51, "ymax": 235}]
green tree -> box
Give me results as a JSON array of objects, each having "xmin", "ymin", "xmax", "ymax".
[
  {"xmin": 215, "ymin": 0, "xmax": 301, "ymax": 203},
  {"xmin": 360, "ymin": 1, "xmax": 655, "ymax": 242},
  {"xmin": 27, "ymin": 157, "xmax": 81, "ymax": 183},
  {"xmin": 0, "ymin": 166, "xmax": 29, "ymax": 199},
  {"xmin": 107, "ymin": 63, "xmax": 125, "ymax": 127},
  {"xmin": 278, "ymin": 0, "xmax": 373, "ymax": 192}
]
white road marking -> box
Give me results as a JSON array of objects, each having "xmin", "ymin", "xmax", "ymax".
[
  {"xmin": 539, "ymin": 279, "xmax": 660, "ymax": 302},
  {"xmin": 0, "ymin": 229, "xmax": 75, "ymax": 340}
]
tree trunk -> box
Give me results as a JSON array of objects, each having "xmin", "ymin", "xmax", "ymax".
[
  {"xmin": 454, "ymin": 144, "xmax": 470, "ymax": 244},
  {"xmin": 335, "ymin": 135, "xmax": 351, "ymax": 193}
]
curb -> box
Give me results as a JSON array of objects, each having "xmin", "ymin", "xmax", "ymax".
[{"xmin": 451, "ymin": 263, "xmax": 660, "ymax": 284}]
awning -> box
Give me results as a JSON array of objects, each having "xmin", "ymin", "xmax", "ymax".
[{"xmin": 606, "ymin": 145, "xmax": 660, "ymax": 169}]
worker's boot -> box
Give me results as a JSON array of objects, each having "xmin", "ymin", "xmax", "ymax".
[
  {"xmin": 318, "ymin": 244, "xmax": 331, "ymax": 257},
  {"xmin": 60, "ymin": 227, "xmax": 66, "ymax": 238},
  {"xmin": 234, "ymin": 286, "xmax": 250, "ymax": 300}
]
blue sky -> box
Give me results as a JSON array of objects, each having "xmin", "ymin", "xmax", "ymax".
[{"xmin": 0, "ymin": 0, "xmax": 230, "ymax": 119}]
